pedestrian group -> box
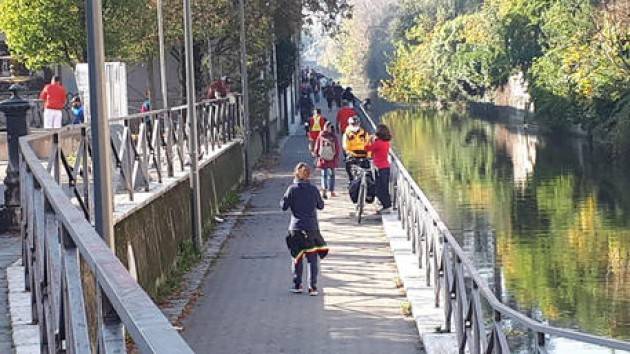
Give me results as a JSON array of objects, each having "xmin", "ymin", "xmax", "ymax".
[{"xmin": 282, "ymin": 68, "xmax": 393, "ymax": 296}]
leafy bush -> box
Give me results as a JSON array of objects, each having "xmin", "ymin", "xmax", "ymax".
[{"xmin": 380, "ymin": 0, "xmax": 630, "ymax": 157}]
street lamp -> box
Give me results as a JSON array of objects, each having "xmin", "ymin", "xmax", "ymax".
[
  {"xmin": 182, "ymin": 0, "xmax": 203, "ymax": 251},
  {"xmin": 86, "ymin": 0, "xmax": 114, "ymax": 248},
  {"xmin": 239, "ymin": 0, "xmax": 251, "ymax": 185},
  {"xmin": 157, "ymin": 0, "xmax": 168, "ymax": 109},
  {"xmin": 85, "ymin": 0, "xmax": 123, "ymax": 348}
]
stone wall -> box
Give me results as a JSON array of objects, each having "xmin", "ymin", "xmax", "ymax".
[
  {"xmin": 482, "ymin": 72, "xmax": 534, "ymax": 121},
  {"xmin": 113, "ymin": 142, "xmax": 244, "ymax": 297}
]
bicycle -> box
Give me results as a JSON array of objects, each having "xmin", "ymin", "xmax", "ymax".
[{"xmin": 348, "ymin": 157, "xmax": 375, "ymax": 224}]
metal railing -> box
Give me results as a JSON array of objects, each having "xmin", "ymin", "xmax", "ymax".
[
  {"xmin": 19, "ymin": 95, "xmax": 243, "ymax": 353},
  {"xmin": 352, "ymin": 97, "xmax": 630, "ymax": 354}
]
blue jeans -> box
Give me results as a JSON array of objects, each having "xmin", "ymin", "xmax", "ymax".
[
  {"xmin": 293, "ymin": 253, "xmax": 318, "ymax": 288},
  {"xmin": 321, "ymin": 168, "xmax": 335, "ymax": 192}
]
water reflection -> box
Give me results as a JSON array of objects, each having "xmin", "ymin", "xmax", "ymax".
[
  {"xmin": 384, "ymin": 109, "xmax": 630, "ymax": 351},
  {"xmin": 493, "ymin": 126, "xmax": 538, "ymax": 190}
]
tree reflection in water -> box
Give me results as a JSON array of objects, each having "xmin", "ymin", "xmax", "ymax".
[{"xmin": 385, "ymin": 109, "xmax": 630, "ymax": 346}]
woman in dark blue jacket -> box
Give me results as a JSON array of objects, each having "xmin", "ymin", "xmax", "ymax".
[{"xmin": 281, "ymin": 162, "xmax": 328, "ymax": 296}]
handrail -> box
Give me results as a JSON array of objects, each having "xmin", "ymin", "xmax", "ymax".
[
  {"xmin": 18, "ymin": 93, "xmax": 243, "ymax": 353},
  {"xmin": 351, "ymin": 96, "xmax": 630, "ymax": 353}
]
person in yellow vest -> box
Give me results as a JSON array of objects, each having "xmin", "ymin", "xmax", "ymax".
[
  {"xmin": 342, "ymin": 116, "xmax": 370, "ymax": 181},
  {"xmin": 308, "ymin": 108, "xmax": 327, "ymax": 153}
]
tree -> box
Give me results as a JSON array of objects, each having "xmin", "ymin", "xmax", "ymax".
[
  {"xmin": 0, "ymin": 0, "xmax": 159, "ymax": 69},
  {"xmin": 0, "ymin": 0, "xmax": 86, "ymax": 69}
]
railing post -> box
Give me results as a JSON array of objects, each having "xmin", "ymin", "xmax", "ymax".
[{"xmin": 536, "ymin": 331, "xmax": 546, "ymax": 352}]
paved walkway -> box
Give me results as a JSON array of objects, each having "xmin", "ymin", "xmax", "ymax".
[
  {"xmin": 183, "ymin": 104, "xmax": 423, "ymax": 353},
  {"xmin": 1, "ymin": 158, "xmax": 21, "ymax": 352},
  {"xmin": 0, "ymin": 233, "xmax": 20, "ymax": 353}
]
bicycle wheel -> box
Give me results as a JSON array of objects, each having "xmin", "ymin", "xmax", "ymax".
[{"xmin": 356, "ymin": 180, "xmax": 366, "ymax": 224}]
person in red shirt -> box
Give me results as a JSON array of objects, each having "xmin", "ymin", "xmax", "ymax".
[
  {"xmin": 366, "ymin": 123, "xmax": 392, "ymax": 214},
  {"xmin": 336, "ymin": 100, "xmax": 356, "ymax": 136},
  {"xmin": 39, "ymin": 75, "xmax": 67, "ymax": 129},
  {"xmin": 207, "ymin": 76, "xmax": 231, "ymax": 99},
  {"xmin": 308, "ymin": 109, "xmax": 327, "ymax": 153}
]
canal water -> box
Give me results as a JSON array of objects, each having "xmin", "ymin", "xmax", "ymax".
[{"xmin": 383, "ymin": 108, "xmax": 630, "ymax": 352}]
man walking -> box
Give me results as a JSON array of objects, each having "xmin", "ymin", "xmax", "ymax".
[{"xmin": 39, "ymin": 76, "xmax": 67, "ymax": 129}]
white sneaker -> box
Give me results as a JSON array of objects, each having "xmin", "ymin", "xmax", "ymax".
[{"xmin": 290, "ymin": 285, "xmax": 303, "ymax": 294}]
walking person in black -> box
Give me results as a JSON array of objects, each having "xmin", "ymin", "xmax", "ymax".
[
  {"xmin": 333, "ymin": 83, "xmax": 344, "ymax": 108},
  {"xmin": 324, "ymin": 82, "xmax": 335, "ymax": 112},
  {"xmin": 341, "ymin": 86, "xmax": 355, "ymax": 102},
  {"xmin": 282, "ymin": 163, "xmax": 328, "ymax": 296},
  {"xmin": 298, "ymin": 92, "xmax": 314, "ymax": 125}
]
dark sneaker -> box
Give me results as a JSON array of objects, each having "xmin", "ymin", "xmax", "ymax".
[
  {"xmin": 308, "ymin": 287, "xmax": 319, "ymax": 296},
  {"xmin": 290, "ymin": 285, "xmax": 303, "ymax": 294}
]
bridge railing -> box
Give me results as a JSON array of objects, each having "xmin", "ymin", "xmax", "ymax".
[
  {"xmin": 19, "ymin": 94, "xmax": 243, "ymax": 353},
  {"xmin": 352, "ymin": 97, "xmax": 630, "ymax": 354}
]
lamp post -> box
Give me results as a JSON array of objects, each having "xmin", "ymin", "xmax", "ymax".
[
  {"xmin": 157, "ymin": 0, "xmax": 168, "ymax": 109},
  {"xmin": 86, "ymin": 0, "xmax": 114, "ymax": 249},
  {"xmin": 238, "ymin": 0, "xmax": 251, "ymax": 185},
  {"xmin": 183, "ymin": 0, "xmax": 203, "ymax": 251},
  {"xmin": 85, "ymin": 0, "xmax": 123, "ymax": 349},
  {"xmin": 0, "ymin": 84, "xmax": 30, "ymax": 231}
]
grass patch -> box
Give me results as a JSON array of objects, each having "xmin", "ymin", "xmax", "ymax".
[
  {"xmin": 155, "ymin": 191, "xmax": 242, "ymax": 301},
  {"xmin": 155, "ymin": 240, "xmax": 201, "ymax": 302},
  {"xmin": 220, "ymin": 191, "xmax": 240, "ymax": 213}
]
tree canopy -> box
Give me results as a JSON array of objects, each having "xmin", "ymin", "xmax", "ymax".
[
  {"xmin": 375, "ymin": 0, "xmax": 629, "ymax": 157},
  {"xmin": 0, "ymin": 0, "xmax": 351, "ymax": 69}
]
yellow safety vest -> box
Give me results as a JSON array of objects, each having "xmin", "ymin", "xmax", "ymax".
[
  {"xmin": 311, "ymin": 115, "xmax": 323, "ymax": 132},
  {"xmin": 345, "ymin": 128, "xmax": 369, "ymax": 157}
]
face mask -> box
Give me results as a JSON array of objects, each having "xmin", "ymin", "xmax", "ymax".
[{"xmin": 349, "ymin": 125, "xmax": 360, "ymax": 132}]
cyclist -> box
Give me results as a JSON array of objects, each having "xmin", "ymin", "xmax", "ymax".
[
  {"xmin": 342, "ymin": 117, "xmax": 370, "ymax": 182},
  {"xmin": 336, "ymin": 100, "xmax": 357, "ymax": 138},
  {"xmin": 366, "ymin": 124, "xmax": 393, "ymax": 214}
]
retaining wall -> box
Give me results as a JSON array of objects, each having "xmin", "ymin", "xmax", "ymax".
[{"xmin": 113, "ymin": 142, "xmax": 244, "ymax": 298}]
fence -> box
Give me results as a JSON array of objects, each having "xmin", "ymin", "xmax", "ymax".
[
  {"xmin": 352, "ymin": 97, "xmax": 630, "ymax": 354},
  {"xmin": 18, "ymin": 95, "xmax": 243, "ymax": 353},
  {"xmin": 0, "ymin": 96, "xmax": 49, "ymax": 130}
]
